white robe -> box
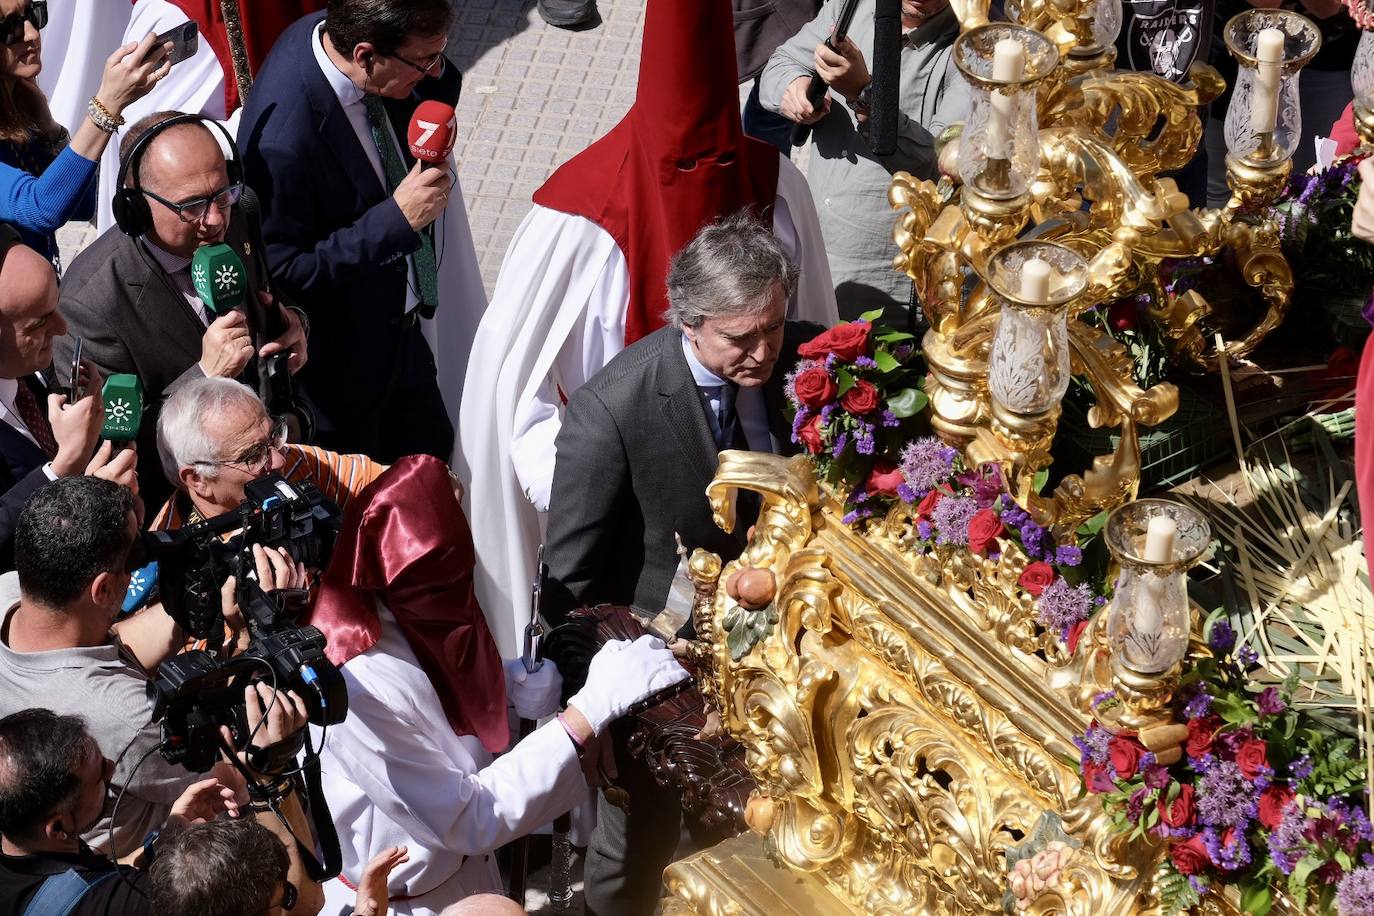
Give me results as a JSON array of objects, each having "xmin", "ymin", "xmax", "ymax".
[
  {"xmin": 457, "ymin": 154, "xmax": 838, "ymax": 657},
  {"xmin": 35, "ymin": 0, "xmax": 128, "ymax": 144},
  {"xmin": 94, "ymin": 0, "xmax": 489, "ymax": 428},
  {"xmin": 317, "ymin": 603, "xmax": 586, "ymax": 916}
]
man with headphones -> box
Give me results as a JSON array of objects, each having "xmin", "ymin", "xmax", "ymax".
[{"xmin": 53, "ymin": 111, "xmax": 308, "ymax": 510}]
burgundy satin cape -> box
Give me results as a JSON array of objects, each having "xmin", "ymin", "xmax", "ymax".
[
  {"xmin": 306, "ymin": 455, "xmax": 510, "ymax": 754},
  {"xmin": 162, "ymin": 1, "xmax": 325, "ymax": 113},
  {"xmin": 531, "ymin": 0, "xmax": 781, "ymax": 346}
]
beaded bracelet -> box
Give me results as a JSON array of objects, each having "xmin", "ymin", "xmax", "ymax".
[{"xmin": 87, "ymin": 97, "xmax": 123, "ymax": 133}]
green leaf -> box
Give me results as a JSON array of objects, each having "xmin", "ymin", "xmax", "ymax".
[
  {"xmin": 873, "ymin": 349, "xmax": 900, "ymax": 374},
  {"xmin": 887, "ymin": 387, "xmax": 928, "ymax": 418},
  {"xmin": 1166, "ymin": 781, "xmax": 1180, "ymax": 803},
  {"xmin": 1033, "ymin": 469, "xmax": 1049, "ymax": 495},
  {"xmin": 1240, "ymin": 881, "xmax": 1273, "ymax": 916},
  {"xmin": 858, "ymin": 308, "xmax": 885, "ymax": 323},
  {"xmin": 875, "ymin": 330, "xmax": 914, "ymax": 343},
  {"xmin": 836, "ymin": 367, "xmax": 855, "ymax": 397},
  {"xmin": 1077, "ymin": 509, "xmax": 1109, "ymax": 537}
]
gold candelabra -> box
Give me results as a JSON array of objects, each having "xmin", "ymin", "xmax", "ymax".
[{"xmin": 892, "ymin": 0, "xmax": 1320, "ymax": 532}]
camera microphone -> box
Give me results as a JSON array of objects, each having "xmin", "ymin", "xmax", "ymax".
[
  {"xmin": 407, "ymin": 100, "xmax": 457, "ymax": 170},
  {"xmin": 101, "ymin": 374, "xmax": 143, "ymax": 443}
]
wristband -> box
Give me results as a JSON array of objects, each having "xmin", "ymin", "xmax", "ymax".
[
  {"xmin": 246, "ymin": 773, "xmax": 296, "ymax": 808},
  {"xmin": 87, "ymin": 97, "xmax": 124, "ymax": 133},
  {"xmin": 557, "ymin": 713, "xmax": 587, "ymax": 755}
]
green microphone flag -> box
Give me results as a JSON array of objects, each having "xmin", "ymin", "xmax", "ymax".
[{"xmin": 191, "ymin": 243, "xmax": 247, "ymax": 314}]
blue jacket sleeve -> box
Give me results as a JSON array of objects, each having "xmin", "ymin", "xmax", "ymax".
[{"xmin": 0, "ymin": 145, "xmax": 100, "ymax": 235}]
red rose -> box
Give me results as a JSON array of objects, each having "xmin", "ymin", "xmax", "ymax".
[
  {"xmin": 1017, "ymin": 562, "xmax": 1056, "ymax": 597},
  {"xmin": 1083, "ymin": 761, "xmax": 1115, "ymax": 793},
  {"xmin": 1186, "ymin": 715, "xmax": 1221, "ymax": 759},
  {"xmin": 966, "ymin": 508, "xmax": 1005, "ymax": 556},
  {"xmin": 1107, "ymin": 300, "xmax": 1137, "ymax": 332},
  {"xmin": 797, "ymin": 321, "xmax": 872, "ymax": 362},
  {"xmin": 1157, "ymin": 783, "xmax": 1196, "ymax": 828},
  {"xmin": 1170, "ymin": 836, "xmax": 1211, "ymax": 877},
  {"xmin": 840, "ymin": 379, "xmax": 880, "ymax": 415},
  {"xmin": 915, "ymin": 489, "xmax": 941, "ymax": 518},
  {"xmin": 1066, "ymin": 619, "xmax": 1090, "ymax": 654},
  {"xmin": 798, "ymin": 415, "xmax": 824, "ymax": 454},
  {"xmin": 866, "ymin": 460, "xmax": 904, "ymax": 498},
  {"xmin": 1258, "ymin": 784, "xmax": 1296, "ymax": 830},
  {"xmin": 793, "ymin": 366, "xmax": 837, "ymax": 409},
  {"xmin": 1236, "ymin": 739, "xmax": 1270, "ymax": 778},
  {"xmin": 1108, "ymin": 735, "xmax": 1145, "ymax": 780}
]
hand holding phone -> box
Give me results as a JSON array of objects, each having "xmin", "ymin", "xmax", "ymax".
[
  {"xmin": 68, "ymin": 338, "xmax": 84, "ymax": 401},
  {"xmin": 150, "ymin": 20, "xmax": 198, "ymax": 66}
]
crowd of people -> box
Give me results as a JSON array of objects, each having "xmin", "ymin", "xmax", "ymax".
[{"xmin": 0, "ymin": 0, "xmax": 1360, "ymax": 914}]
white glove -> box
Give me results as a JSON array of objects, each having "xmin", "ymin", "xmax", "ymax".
[
  {"xmin": 503, "ymin": 657, "xmax": 563, "ymax": 721},
  {"xmin": 567, "ymin": 634, "xmax": 690, "ymax": 734}
]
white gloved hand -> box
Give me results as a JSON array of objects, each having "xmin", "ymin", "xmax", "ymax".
[
  {"xmin": 503, "ymin": 657, "xmax": 563, "ymax": 721},
  {"xmin": 567, "ymin": 634, "xmax": 690, "ymax": 734}
]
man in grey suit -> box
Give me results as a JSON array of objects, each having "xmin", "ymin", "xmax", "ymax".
[{"xmin": 543, "ymin": 212, "xmax": 821, "ymax": 916}]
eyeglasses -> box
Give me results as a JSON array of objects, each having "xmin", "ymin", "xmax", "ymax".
[
  {"xmin": 383, "ymin": 48, "xmax": 445, "ymax": 77},
  {"xmin": 206, "ymin": 416, "xmax": 289, "ymax": 474},
  {"xmin": 1, "ymin": 0, "xmax": 46, "ymax": 46},
  {"xmin": 142, "ymin": 183, "xmax": 243, "ymax": 224}
]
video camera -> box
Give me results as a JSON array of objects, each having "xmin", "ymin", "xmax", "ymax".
[{"xmin": 147, "ymin": 475, "xmax": 348, "ymax": 772}]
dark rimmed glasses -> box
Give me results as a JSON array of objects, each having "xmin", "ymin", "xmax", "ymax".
[
  {"xmin": 383, "ymin": 48, "xmax": 446, "ymax": 77},
  {"xmin": 142, "ymin": 183, "xmax": 243, "ymax": 224},
  {"xmin": 1, "ymin": 0, "xmax": 46, "ymax": 46}
]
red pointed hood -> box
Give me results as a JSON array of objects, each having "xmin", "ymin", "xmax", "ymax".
[{"xmin": 532, "ymin": 0, "xmax": 781, "ymax": 345}]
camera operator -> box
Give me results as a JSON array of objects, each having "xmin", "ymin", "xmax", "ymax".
[
  {"xmin": 0, "ymin": 476, "xmax": 324, "ymax": 914},
  {"xmin": 54, "ymin": 109, "xmax": 309, "ymax": 510},
  {"xmin": 0, "ymin": 708, "xmax": 239, "ymax": 915}
]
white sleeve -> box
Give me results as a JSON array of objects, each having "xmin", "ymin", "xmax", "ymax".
[
  {"xmin": 509, "ymin": 242, "xmax": 628, "ymax": 511},
  {"xmin": 773, "ymin": 154, "xmax": 839, "ymax": 328}
]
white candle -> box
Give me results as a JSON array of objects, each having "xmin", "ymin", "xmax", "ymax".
[
  {"xmin": 1143, "ymin": 514, "xmax": 1177, "ymax": 563},
  {"xmin": 1020, "ymin": 257, "xmax": 1052, "ymax": 302},
  {"xmin": 986, "ymin": 38, "xmax": 1025, "ymax": 160},
  {"xmin": 1251, "ymin": 28, "xmax": 1285, "ymax": 135}
]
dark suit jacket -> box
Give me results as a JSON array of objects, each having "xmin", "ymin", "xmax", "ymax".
[
  {"xmin": 544, "ymin": 322, "xmax": 819, "ymax": 628},
  {"xmin": 54, "ymin": 211, "xmax": 266, "ymax": 508},
  {"xmin": 237, "ymin": 11, "xmax": 461, "ymax": 441},
  {"xmin": 0, "ymin": 377, "xmax": 54, "ymax": 570}
]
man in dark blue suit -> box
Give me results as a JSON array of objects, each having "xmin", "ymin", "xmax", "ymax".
[
  {"xmin": 237, "ymin": 0, "xmax": 457, "ymax": 462},
  {"xmin": 0, "ymin": 229, "xmax": 136, "ymax": 570}
]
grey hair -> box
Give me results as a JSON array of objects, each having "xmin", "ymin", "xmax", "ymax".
[
  {"xmin": 157, "ymin": 377, "xmax": 265, "ymax": 485},
  {"xmin": 664, "ymin": 210, "xmax": 799, "ymax": 330}
]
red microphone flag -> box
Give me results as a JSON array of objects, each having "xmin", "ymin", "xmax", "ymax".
[{"xmin": 408, "ymin": 100, "xmax": 458, "ymax": 167}]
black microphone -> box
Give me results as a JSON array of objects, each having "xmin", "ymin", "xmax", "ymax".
[{"xmin": 870, "ymin": 0, "xmax": 902, "ymax": 156}]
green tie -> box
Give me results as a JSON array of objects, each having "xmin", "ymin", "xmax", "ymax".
[{"xmin": 363, "ymin": 95, "xmax": 439, "ymax": 318}]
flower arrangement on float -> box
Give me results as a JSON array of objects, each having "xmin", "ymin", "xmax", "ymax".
[{"xmin": 1078, "ymin": 619, "xmax": 1374, "ymax": 916}]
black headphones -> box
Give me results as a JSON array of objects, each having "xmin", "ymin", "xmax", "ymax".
[{"xmin": 112, "ymin": 113, "xmax": 244, "ymax": 238}]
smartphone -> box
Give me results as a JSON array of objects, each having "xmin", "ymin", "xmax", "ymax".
[
  {"xmin": 68, "ymin": 337, "xmax": 83, "ymax": 401},
  {"xmin": 152, "ymin": 20, "xmax": 198, "ymax": 66}
]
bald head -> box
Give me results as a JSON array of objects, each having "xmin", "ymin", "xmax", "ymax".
[
  {"xmin": 121, "ymin": 113, "xmax": 233, "ymax": 257},
  {"xmin": 0, "ymin": 239, "xmax": 63, "ymax": 378},
  {"xmin": 439, "ymin": 895, "xmax": 526, "ymax": 916}
]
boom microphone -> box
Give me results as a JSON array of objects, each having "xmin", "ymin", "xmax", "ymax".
[{"xmin": 407, "ymin": 100, "xmax": 457, "ymax": 170}]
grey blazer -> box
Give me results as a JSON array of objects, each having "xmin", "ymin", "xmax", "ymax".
[{"xmin": 543, "ymin": 322, "xmax": 819, "ymax": 629}]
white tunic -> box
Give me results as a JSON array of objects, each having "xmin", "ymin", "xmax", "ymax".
[
  {"xmin": 457, "ymin": 155, "xmax": 838, "ymax": 657},
  {"xmin": 35, "ymin": 0, "xmax": 128, "ymax": 146},
  {"xmin": 317, "ymin": 603, "xmax": 586, "ymax": 916}
]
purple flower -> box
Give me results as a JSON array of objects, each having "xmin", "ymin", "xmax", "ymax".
[
  {"xmin": 1237, "ymin": 644, "xmax": 1259, "ymax": 667},
  {"xmin": 1054, "ymin": 544, "xmax": 1083, "ymax": 567},
  {"xmin": 898, "ymin": 436, "xmax": 958, "ymax": 495},
  {"xmin": 1290, "ymin": 756, "xmax": 1314, "ymax": 780},
  {"xmin": 1208, "ymin": 620, "xmax": 1235, "ymax": 654},
  {"xmin": 1270, "ymin": 800, "xmax": 1309, "ymax": 874},
  {"xmin": 1021, "ymin": 523, "xmax": 1049, "ymax": 561},
  {"xmin": 831, "ymin": 431, "xmax": 849, "ymax": 457},
  {"xmin": 1036, "ymin": 578, "xmax": 1095, "ymax": 638},
  {"xmin": 1074, "ymin": 722, "xmax": 1113, "ymax": 767},
  {"xmin": 931, "ymin": 495, "xmax": 977, "ymax": 546},
  {"xmin": 1257, "ymin": 686, "xmax": 1286, "ymax": 717},
  {"xmin": 1202, "ymin": 825, "xmax": 1252, "ymax": 872},
  {"xmin": 1183, "ymin": 685, "xmax": 1213, "ymax": 720},
  {"xmin": 852, "ymin": 355, "xmax": 876, "ymax": 369},
  {"xmin": 1127, "ymin": 786, "xmax": 1149, "ymax": 821},
  {"xmin": 896, "ymin": 483, "xmax": 917, "ymax": 503},
  {"xmin": 1143, "ymin": 764, "xmax": 1170, "ymax": 790},
  {"xmin": 1337, "ymin": 866, "xmax": 1374, "ymax": 916},
  {"xmin": 959, "ymin": 463, "xmax": 1004, "ymax": 507},
  {"xmin": 1195, "ymin": 760, "xmax": 1258, "ymax": 829},
  {"xmin": 916, "ymin": 519, "xmax": 933, "ymax": 540}
]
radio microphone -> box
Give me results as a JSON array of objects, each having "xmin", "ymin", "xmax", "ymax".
[
  {"xmin": 101, "ymin": 374, "xmax": 143, "ymax": 443},
  {"xmin": 407, "ymin": 100, "xmax": 457, "ymax": 170},
  {"xmin": 190, "ymin": 243, "xmax": 248, "ymax": 315}
]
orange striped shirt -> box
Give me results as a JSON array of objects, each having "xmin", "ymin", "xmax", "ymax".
[{"xmin": 151, "ymin": 444, "xmax": 387, "ymax": 531}]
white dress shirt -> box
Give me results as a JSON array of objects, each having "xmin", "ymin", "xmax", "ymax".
[
  {"xmin": 311, "ymin": 21, "xmax": 421, "ymax": 315},
  {"xmin": 0, "ymin": 377, "xmax": 58, "ymax": 480},
  {"xmin": 680, "ymin": 334, "xmax": 774, "ymax": 454}
]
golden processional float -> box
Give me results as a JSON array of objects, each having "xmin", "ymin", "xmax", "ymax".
[{"xmin": 642, "ymin": 0, "xmax": 1374, "ymax": 913}]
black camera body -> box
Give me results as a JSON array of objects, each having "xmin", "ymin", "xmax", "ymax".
[{"xmin": 148, "ymin": 475, "xmax": 348, "ymax": 772}]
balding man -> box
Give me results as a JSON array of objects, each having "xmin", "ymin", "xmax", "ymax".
[
  {"xmin": 0, "ymin": 228, "xmax": 132, "ymax": 569},
  {"xmin": 55, "ymin": 110, "xmax": 308, "ymax": 509}
]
